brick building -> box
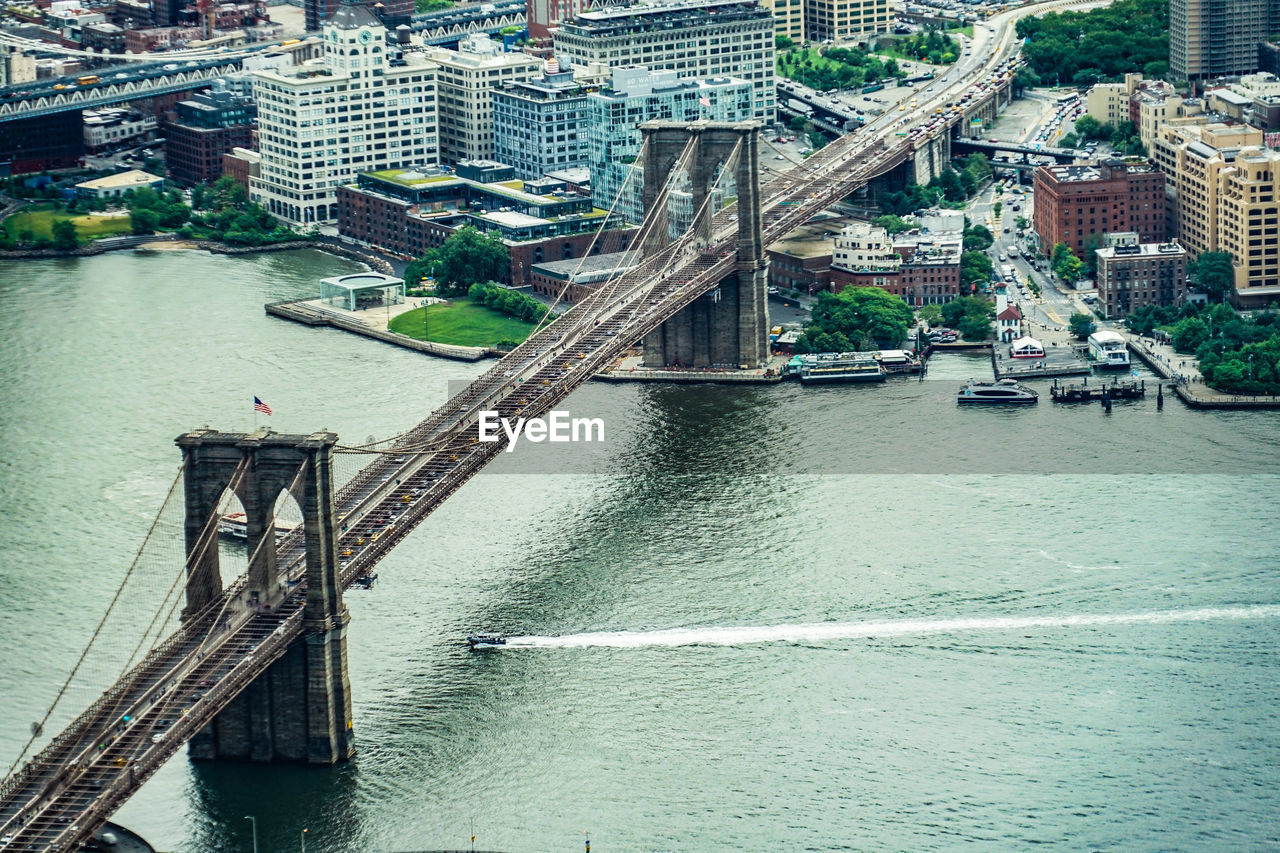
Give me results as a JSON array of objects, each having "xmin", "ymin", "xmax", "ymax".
[
  {"xmin": 165, "ymin": 82, "xmax": 255, "ymax": 185},
  {"xmin": 1031, "ymin": 160, "xmax": 1167, "ymax": 258},
  {"xmin": 222, "ymin": 147, "xmax": 260, "ymax": 191}
]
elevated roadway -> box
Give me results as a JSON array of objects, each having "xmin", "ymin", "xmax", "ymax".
[{"xmin": 0, "ymin": 1, "xmax": 1101, "ymax": 848}]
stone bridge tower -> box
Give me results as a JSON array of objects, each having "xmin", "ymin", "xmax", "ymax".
[
  {"xmin": 176, "ymin": 428, "xmax": 355, "ymax": 765},
  {"xmin": 638, "ymin": 120, "xmax": 771, "ymax": 370}
]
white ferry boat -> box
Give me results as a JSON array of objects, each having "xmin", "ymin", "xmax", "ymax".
[{"xmin": 1087, "ymin": 330, "xmax": 1130, "ymax": 369}]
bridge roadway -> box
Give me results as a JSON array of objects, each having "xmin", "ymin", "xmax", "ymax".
[{"xmin": 0, "ymin": 2, "xmax": 1092, "ymax": 848}]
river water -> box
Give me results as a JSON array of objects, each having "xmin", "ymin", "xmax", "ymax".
[{"xmin": 1, "ymin": 249, "xmax": 1278, "ymax": 852}]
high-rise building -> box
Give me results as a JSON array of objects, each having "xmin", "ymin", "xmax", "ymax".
[
  {"xmin": 804, "ymin": 0, "xmax": 892, "ymax": 43},
  {"xmin": 554, "ymin": 0, "xmax": 776, "ymax": 120},
  {"xmin": 760, "ymin": 0, "xmax": 804, "ymax": 43},
  {"xmin": 421, "ymin": 34, "xmax": 541, "ymax": 165},
  {"xmin": 585, "ymin": 66, "xmax": 755, "ymax": 224},
  {"xmin": 1031, "ymin": 160, "xmax": 1167, "ymax": 258},
  {"xmin": 251, "ymin": 0, "xmax": 439, "ymax": 225},
  {"xmin": 1170, "ymin": 0, "xmax": 1267, "ymax": 80},
  {"xmin": 1146, "ymin": 123, "xmax": 1280, "ymax": 304},
  {"xmin": 1150, "ymin": 121, "xmax": 1261, "ymax": 255},
  {"xmin": 493, "ymin": 58, "xmax": 593, "ymax": 181}
]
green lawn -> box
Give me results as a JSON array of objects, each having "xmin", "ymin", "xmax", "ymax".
[
  {"xmin": 389, "ymin": 297, "xmax": 539, "ymax": 347},
  {"xmin": 1, "ymin": 203, "xmax": 132, "ymax": 241}
]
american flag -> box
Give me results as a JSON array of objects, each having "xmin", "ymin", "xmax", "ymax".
[
  {"xmin": 253, "ymin": 396, "xmax": 273, "ymax": 416},
  {"xmin": 698, "ymin": 96, "xmax": 711, "ymax": 107}
]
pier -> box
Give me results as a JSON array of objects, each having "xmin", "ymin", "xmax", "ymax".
[{"xmin": 1050, "ymin": 378, "xmax": 1146, "ymax": 402}]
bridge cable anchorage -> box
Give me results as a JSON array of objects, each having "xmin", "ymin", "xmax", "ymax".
[{"xmin": 1, "ymin": 464, "xmax": 187, "ymax": 780}]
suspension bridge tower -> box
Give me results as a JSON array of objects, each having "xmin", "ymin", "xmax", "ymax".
[
  {"xmin": 176, "ymin": 428, "xmax": 355, "ymax": 764},
  {"xmin": 638, "ymin": 119, "xmax": 771, "ymax": 370}
]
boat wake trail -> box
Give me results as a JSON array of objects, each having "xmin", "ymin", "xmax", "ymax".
[{"xmin": 503, "ymin": 605, "xmax": 1280, "ymax": 650}]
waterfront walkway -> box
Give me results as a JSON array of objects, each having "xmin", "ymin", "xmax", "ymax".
[{"xmin": 1126, "ymin": 333, "xmax": 1280, "ymax": 409}]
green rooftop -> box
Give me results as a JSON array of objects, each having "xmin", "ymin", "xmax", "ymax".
[{"xmin": 366, "ymin": 169, "xmax": 460, "ymax": 186}]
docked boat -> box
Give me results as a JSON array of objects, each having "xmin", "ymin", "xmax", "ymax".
[
  {"xmin": 1087, "ymin": 330, "xmax": 1130, "ymax": 369},
  {"xmin": 467, "ymin": 633, "xmax": 506, "ymax": 649},
  {"xmin": 789, "ymin": 351, "xmax": 886, "ymax": 383},
  {"xmin": 875, "ymin": 348, "xmax": 924, "ymax": 375},
  {"xmin": 957, "ymin": 378, "xmax": 1038, "ymax": 404},
  {"xmin": 217, "ymin": 512, "xmax": 296, "ymax": 542}
]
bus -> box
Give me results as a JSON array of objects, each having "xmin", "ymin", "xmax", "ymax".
[{"xmin": 76, "ymin": 75, "xmax": 100, "ymax": 86}]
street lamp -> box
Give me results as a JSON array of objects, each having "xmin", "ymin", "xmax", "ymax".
[
  {"xmin": 244, "ymin": 816, "xmax": 258, "ymax": 853},
  {"xmin": 300, "ymin": 827, "xmax": 308, "ymax": 853}
]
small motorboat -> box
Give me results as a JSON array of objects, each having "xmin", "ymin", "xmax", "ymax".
[{"xmin": 467, "ymin": 633, "xmax": 506, "ymax": 649}]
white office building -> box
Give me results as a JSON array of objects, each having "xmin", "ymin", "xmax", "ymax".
[
  {"xmin": 554, "ymin": 0, "xmax": 776, "ymax": 120},
  {"xmin": 251, "ymin": 0, "xmax": 439, "ymax": 225}
]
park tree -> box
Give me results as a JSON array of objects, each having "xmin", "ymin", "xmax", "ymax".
[
  {"xmin": 51, "ymin": 218, "xmax": 78, "ymax": 250},
  {"xmin": 130, "ymin": 207, "xmax": 159, "ymax": 235},
  {"xmin": 799, "ymin": 286, "xmax": 915, "ymax": 351},
  {"xmin": 1068, "ymin": 312, "xmax": 1096, "ymax": 340},
  {"xmin": 919, "ymin": 303, "xmax": 944, "ymax": 327},
  {"xmin": 1051, "ymin": 242, "xmax": 1084, "ymax": 284},
  {"xmin": 776, "ymin": 35, "xmax": 794, "ymax": 49},
  {"xmin": 938, "ymin": 168, "xmax": 965, "ymax": 202},
  {"xmin": 432, "ymin": 226, "xmax": 510, "ymax": 297},
  {"xmin": 1075, "ymin": 115, "xmax": 1103, "ymax": 140},
  {"xmin": 963, "ymin": 223, "xmax": 993, "ymax": 252},
  {"xmin": 871, "ymin": 214, "xmax": 914, "ymax": 235},
  {"xmin": 960, "ymin": 251, "xmax": 994, "ymax": 291},
  {"xmin": 212, "ymin": 175, "xmax": 249, "ymax": 209},
  {"xmin": 1192, "ymin": 251, "xmax": 1235, "ymax": 301},
  {"xmin": 1059, "ymin": 131, "xmax": 1080, "ymax": 149}
]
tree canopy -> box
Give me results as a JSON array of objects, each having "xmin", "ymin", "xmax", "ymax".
[
  {"xmin": 1015, "ymin": 0, "xmax": 1168, "ymax": 84},
  {"xmin": 1192, "ymin": 251, "xmax": 1235, "ymax": 301},
  {"xmin": 412, "ymin": 226, "xmax": 510, "ymax": 297},
  {"xmin": 796, "ymin": 286, "xmax": 915, "ymax": 353},
  {"xmin": 941, "ymin": 295, "xmax": 995, "ymax": 341},
  {"xmin": 1051, "ymin": 243, "xmax": 1084, "ymax": 285},
  {"xmin": 1068, "ymin": 312, "xmax": 1096, "ymax": 340}
]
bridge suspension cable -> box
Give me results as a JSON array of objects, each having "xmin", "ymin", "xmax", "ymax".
[{"xmin": 2, "ymin": 464, "xmax": 191, "ymax": 777}]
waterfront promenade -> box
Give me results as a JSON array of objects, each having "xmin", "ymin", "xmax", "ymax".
[{"xmin": 1126, "ymin": 333, "xmax": 1280, "ymax": 409}]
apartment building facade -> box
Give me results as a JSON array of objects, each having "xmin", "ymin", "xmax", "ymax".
[
  {"xmin": 1170, "ymin": 0, "xmax": 1267, "ymax": 80},
  {"xmin": 251, "ymin": 0, "xmax": 439, "ymax": 225},
  {"xmin": 553, "ymin": 0, "xmax": 776, "ymax": 120},
  {"xmin": 492, "ymin": 59, "xmax": 592, "ymax": 180},
  {"xmin": 830, "ymin": 222, "xmax": 962, "ymax": 305},
  {"xmin": 804, "ymin": 0, "xmax": 892, "ymax": 43},
  {"xmin": 1095, "ymin": 233, "xmax": 1188, "ymax": 319},
  {"xmin": 165, "ymin": 83, "xmax": 256, "ymax": 184},
  {"xmin": 422, "ymin": 34, "xmax": 541, "ymax": 165}
]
